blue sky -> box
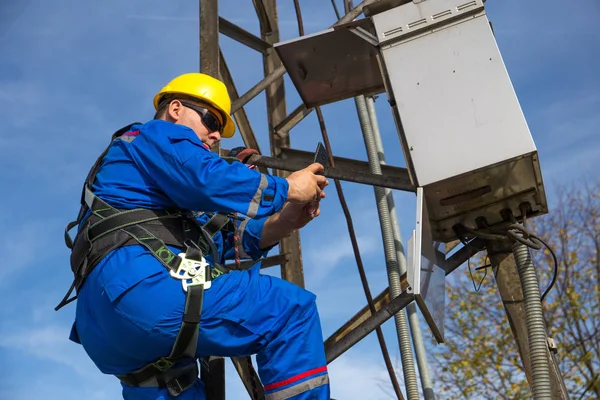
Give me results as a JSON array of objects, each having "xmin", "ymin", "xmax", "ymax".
[{"xmin": 0, "ymin": 0, "xmax": 598, "ymax": 399}]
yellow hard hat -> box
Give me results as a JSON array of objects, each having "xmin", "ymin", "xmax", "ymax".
[{"xmin": 154, "ymin": 73, "xmax": 236, "ymax": 138}]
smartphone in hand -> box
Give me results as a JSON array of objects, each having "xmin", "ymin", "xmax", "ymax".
[{"xmin": 313, "ymin": 142, "xmax": 328, "ymax": 174}]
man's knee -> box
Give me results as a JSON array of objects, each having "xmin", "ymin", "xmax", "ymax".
[{"xmin": 270, "ymin": 277, "xmax": 318, "ymax": 319}]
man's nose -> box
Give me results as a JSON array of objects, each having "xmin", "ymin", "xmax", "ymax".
[{"xmin": 209, "ymin": 130, "xmax": 221, "ymax": 141}]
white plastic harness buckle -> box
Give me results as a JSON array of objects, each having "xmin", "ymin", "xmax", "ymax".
[{"xmin": 170, "ymin": 253, "xmax": 212, "ymax": 291}]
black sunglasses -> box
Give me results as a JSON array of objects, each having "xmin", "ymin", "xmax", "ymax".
[{"xmin": 180, "ymin": 101, "xmax": 223, "ymax": 133}]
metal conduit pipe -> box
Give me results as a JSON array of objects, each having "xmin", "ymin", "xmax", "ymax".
[
  {"xmin": 366, "ymin": 97, "xmax": 435, "ymax": 400},
  {"xmin": 512, "ymin": 242, "xmax": 552, "ymax": 399},
  {"xmin": 354, "ymin": 95, "xmax": 420, "ymax": 400}
]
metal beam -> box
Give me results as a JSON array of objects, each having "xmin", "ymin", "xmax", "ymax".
[
  {"xmin": 199, "ymin": 1, "xmax": 224, "ymax": 397},
  {"xmin": 219, "ymin": 17, "xmax": 270, "ymax": 54},
  {"xmin": 232, "ymin": 357, "xmax": 265, "ymax": 399},
  {"xmin": 220, "ymin": 145, "xmax": 410, "ymax": 187},
  {"xmin": 200, "ymin": 357, "xmax": 226, "ymax": 400},
  {"xmin": 224, "ymin": 253, "xmax": 289, "ymax": 270},
  {"xmin": 252, "ymin": 0, "xmax": 274, "ymax": 34},
  {"xmin": 231, "ymin": 0, "xmax": 381, "ymax": 113},
  {"xmin": 274, "ymin": 104, "xmax": 313, "ymax": 134},
  {"xmin": 199, "ymin": 0, "xmax": 219, "ymax": 77},
  {"xmin": 326, "ymin": 291, "xmax": 415, "ymax": 364},
  {"xmin": 444, "ymin": 238, "xmax": 486, "ymax": 276},
  {"xmin": 245, "ymin": 153, "xmax": 415, "ymax": 192},
  {"xmin": 280, "ymin": 147, "xmax": 413, "ymax": 187},
  {"xmin": 324, "ymin": 287, "xmax": 391, "ymax": 351},
  {"xmin": 200, "ymin": 0, "xmax": 220, "ymax": 156}
]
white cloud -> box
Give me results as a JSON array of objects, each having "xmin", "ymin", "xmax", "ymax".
[
  {"xmin": 328, "ymin": 352, "xmax": 400, "ymax": 400},
  {"xmin": 0, "ymin": 324, "xmax": 98, "ymax": 377},
  {"xmin": 304, "ymin": 234, "xmax": 380, "ymax": 284},
  {"xmin": 0, "ymin": 321, "xmax": 122, "ymax": 399}
]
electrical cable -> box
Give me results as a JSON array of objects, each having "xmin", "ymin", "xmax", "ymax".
[
  {"xmin": 330, "ymin": 0, "xmax": 342, "ymax": 20},
  {"xmin": 467, "ymin": 254, "xmax": 488, "ymax": 292},
  {"xmin": 455, "ymin": 220, "xmax": 559, "ymax": 303},
  {"xmin": 536, "ymin": 235, "xmax": 559, "ymax": 303}
]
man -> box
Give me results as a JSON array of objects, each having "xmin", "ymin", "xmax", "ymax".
[{"xmin": 60, "ymin": 73, "xmax": 330, "ymax": 399}]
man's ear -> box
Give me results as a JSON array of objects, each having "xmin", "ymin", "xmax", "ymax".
[{"xmin": 166, "ymin": 100, "xmax": 183, "ymax": 122}]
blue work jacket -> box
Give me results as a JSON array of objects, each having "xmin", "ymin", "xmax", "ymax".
[{"xmin": 69, "ymin": 120, "xmax": 289, "ymax": 375}]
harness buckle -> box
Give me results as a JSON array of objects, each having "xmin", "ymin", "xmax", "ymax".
[
  {"xmin": 152, "ymin": 358, "xmax": 175, "ymax": 372},
  {"xmin": 170, "ymin": 253, "xmax": 212, "ymax": 291}
]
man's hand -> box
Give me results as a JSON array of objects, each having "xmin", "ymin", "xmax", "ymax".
[
  {"xmin": 259, "ymin": 197, "xmax": 325, "ymax": 249},
  {"xmin": 280, "ymin": 191, "xmax": 326, "ymax": 228},
  {"xmin": 259, "ymin": 164, "xmax": 328, "ymax": 249},
  {"xmin": 286, "ymin": 163, "xmax": 329, "ymax": 204}
]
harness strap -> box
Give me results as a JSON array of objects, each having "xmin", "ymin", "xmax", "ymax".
[
  {"xmin": 117, "ymin": 363, "xmax": 199, "ymax": 396},
  {"xmin": 84, "ymin": 187, "xmax": 187, "ymax": 272},
  {"xmin": 64, "ymin": 123, "xmax": 140, "ymax": 252},
  {"xmin": 202, "ymin": 213, "xmax": 232, "ymax": 237},
  {"xmin": 88, "ymin": 208, "xmax": 180, "ymax": 242},
  {"xmin": 116, "ymin": 246, "xmax": 206, "ymax": 396}
]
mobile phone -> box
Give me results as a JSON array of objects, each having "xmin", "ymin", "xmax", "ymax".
[{"xmin": 313, "ymin": 142, "xmax": 328, "ymax": 174}]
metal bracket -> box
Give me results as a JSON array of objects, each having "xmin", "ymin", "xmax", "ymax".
[
  {"xmin": 170, "ymin": 253, "xmax": 212, "ymax": 291},
  {"xmin": 547, "ymin": 337, "xmax": 558, "ymax": 354}
]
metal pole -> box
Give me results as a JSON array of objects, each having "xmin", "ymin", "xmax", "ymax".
[
  {"xmin": 199, "ymin": 0, "xmax": 220, "ymax": 157},
  {"xmin": 201, "ymin": 357, "xmax": 226, "ymax": 400},
  {"xmin": 199, "ymin": 0, "xmax": 218, "ymax": 76},
  {"xmin": 199, "ymin": 0, "xmax": 225, "ymax": 397},
  {"xmin": 488, "ymin": 241, "xmax": 571, "ymax": 399},
  {"xmin": 366, "ymin": 97, "xmax": 435, "ymax": 400},
  {"xmin": 354, "ymin": 93, "xmax": 420, "ymax": 400},
  {"xmin": 512, "ymin": 242, "xmax": 552, "ymax": 399}
]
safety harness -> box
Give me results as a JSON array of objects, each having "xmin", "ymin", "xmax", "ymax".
[{"xmin": 56, "ymin": 123, "xmax": 237, "ymax": 396}]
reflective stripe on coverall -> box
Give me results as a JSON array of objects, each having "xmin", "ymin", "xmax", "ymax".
[{"xmin": 69, "ymin": 120, "xmax": 330, "ymax": 399}]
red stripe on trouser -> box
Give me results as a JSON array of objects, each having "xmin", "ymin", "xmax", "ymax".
[{"xmin": 264, "ymin": 366, "xmax": 328, "ymax": 391}]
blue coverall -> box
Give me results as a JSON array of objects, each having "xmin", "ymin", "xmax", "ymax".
[{"xmin": 69, "ymin": 120, "xmax": 330, "ymax": 400}]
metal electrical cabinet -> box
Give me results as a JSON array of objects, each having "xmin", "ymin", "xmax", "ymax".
[
  {"xmin": 276, "ymin": 0, "xmax": 548, "ymax": 244},
  {"xmin": 371, "ymin": 0, "xmax": 547, "ymax": 242}
]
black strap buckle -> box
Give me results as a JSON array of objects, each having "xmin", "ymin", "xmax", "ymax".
[
  {"xmin": 165, "ymin": 363, "xmax": 199, "ymax": 396},
  {"xmin": 153, "ymin": 358, "xmax": 175, "ymax": 372}
]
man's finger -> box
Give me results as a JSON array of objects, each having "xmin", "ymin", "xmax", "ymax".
[
  {"xmin": 315, "ymin": 175, "xmax": 328, "ymax": 188},
  {"xmin": 306, "ymin": 200, "xmax": 319, "ymax": 215},
  {"xmin": 306, "ymin": 163, "xmax": 325, "ymax": 174}
]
